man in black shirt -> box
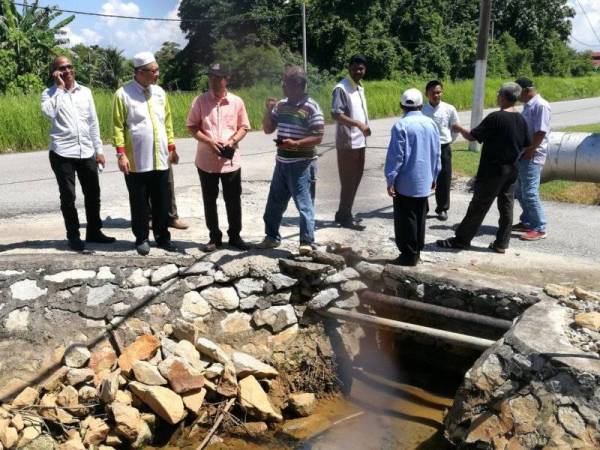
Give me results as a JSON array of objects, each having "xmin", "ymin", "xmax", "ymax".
[{"xmin": 437, "ymin": 82, "xmax": 531, "ymax": 253}]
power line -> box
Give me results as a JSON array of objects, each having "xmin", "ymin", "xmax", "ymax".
[
  {"xmin": 11, "ymin": 1, "xmax": 301, "ymax": 24},
  {"xmin": 575, "ymin": 0, "xmax": 600, "ymax": 46},
  {"xmin": 570, "ymin": 34, "xmax": 600, "ymax": 48}
]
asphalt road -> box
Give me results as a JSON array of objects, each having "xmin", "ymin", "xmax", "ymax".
[{"xmin": 0, "ymin": 95, "xmax": 599, "ymax": 286}]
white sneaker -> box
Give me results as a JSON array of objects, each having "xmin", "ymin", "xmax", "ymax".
[
  {"xmin": 256, "ymin": 237, "xmax": 280, "ymax": 249},
  {"xmin": 298, "ymin": 244, "xmax": 314, "ymax": 255}
]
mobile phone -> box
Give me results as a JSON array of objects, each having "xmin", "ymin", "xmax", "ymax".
[{"xmin": 274, "ymin": 138, "xmax": 284, "ymax": 145}]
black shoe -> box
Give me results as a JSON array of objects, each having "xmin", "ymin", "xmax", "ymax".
[
  {"xmin": 339, "ymin": 219, "xmax": 366, "ymax": 231},
  {"xmin": 488, "ymin": 242, "xmax": 506, "ymax": 254},
  {"xmin": 228, "ymin": 237, "xmax": 250, "ymax": 251},
  {"xmin": 157, "ymin": 240, "xmax": 179, "ymax": 252},
  {"xmin": 204, "ymin": 240, "xmax": 223, "ymax": 252},
  {"xmin": 136, "ymin": 240, "xmax": 151, "ymax": 256},
  {"xmin": 68, "ymin": 237, "xmax": 85, "ymax": 252},
  {"xmin": 86, "ymin": 231, "xmax": 116, "ymax": 244},
  {"xmin": 436, "ymin": 210, "xmax": 448, "ymax": 221}
]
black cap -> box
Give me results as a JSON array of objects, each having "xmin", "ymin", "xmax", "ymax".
[
  {"xmin": 349, "ymin": 54, "xmax": 367, "ymax": 66},
  {"xmin": 515, "ymin": 77, "xmax": 534, "ymax": 89},
  {"xmin": 208, "ymin": 63, "xmax": 229, "ymax": 77}
]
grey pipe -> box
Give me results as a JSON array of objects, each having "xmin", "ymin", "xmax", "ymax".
[
  {"xmin": 542, "ymin": 132, "xmax": 600, "ymax": 183},
  {"xmin": 361, "ymin": 291, "xmax": 513, "ymax": 330}
]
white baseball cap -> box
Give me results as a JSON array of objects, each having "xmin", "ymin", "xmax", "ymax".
[
  {"xmin": 400, "ymin": 88, "xmax": 423, "ymax": 107},
  {"xmin": 133, "ymin": 52, "xmax": 156, "ymax": 69}
]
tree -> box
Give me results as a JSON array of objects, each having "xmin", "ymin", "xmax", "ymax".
[
  {"xmin": 0, "ymin": 0, "xmax": 74, "ymax": 93},
  {"xmin": 155, "ymin": 41, "xmax": 181, "ymax": 89}
]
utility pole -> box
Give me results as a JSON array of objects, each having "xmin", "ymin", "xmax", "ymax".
[
  {"xmin": 469, "ymin": 0, "xmax": 492, "ymax": 152},
  {"xmin": 301, "ymin": 1, "xmax": 307, "ymax": 73}
]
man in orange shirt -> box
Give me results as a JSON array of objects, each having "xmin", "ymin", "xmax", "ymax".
[{"xmin": 186, "ymin": 64, "xmax": 251, "ymax": 251}]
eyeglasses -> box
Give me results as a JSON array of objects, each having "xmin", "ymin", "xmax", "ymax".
[
  {"xmin": 139, "ymin": 68, "xmax": 160, "ymax": 75},
  {"xmin": 58, "ymin": 64, "xmax": 73, "ymax": 72}
]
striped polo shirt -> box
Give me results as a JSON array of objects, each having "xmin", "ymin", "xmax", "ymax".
[{"xmin": 271, "ymin": 95, "xmax": 324, "ymax": 161}]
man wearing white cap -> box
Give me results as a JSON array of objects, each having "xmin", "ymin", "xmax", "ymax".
[
  {"xmin": 384, "ymin": 88, "xmax": 440, "ymax": 266},
  {"xmin": 112, "ymin": 51, "xmax": 179, "ymax": 255}
]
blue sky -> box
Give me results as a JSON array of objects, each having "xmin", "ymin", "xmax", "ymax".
[{"xmin": 39, "ymin": 0, "xmax": 600, "ymax": 57}]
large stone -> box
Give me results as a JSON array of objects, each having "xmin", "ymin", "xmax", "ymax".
[
  {"xmin": 219, "ymin": 312, "xmax": 253, "ymax": 334},
  {"xmin": 279, "ymin": 259, "xmax": 332, "ymax": 278},
  {"xmin": 132, "ymin": 361, "xmax": 168, "ymax": 385},
  {"xmin": 180, "ymin": 291, "xmax": 211, "ymax": 319},
  {"xmin": 86, "ymin": 285, "xmax": 115, "ymax": 307},
  {"xmin": 311, "ymin": 251, "xmax": 346, "ymax": 270},
  {"xmin": 5, "ymin": 308, "xmax": 30, "ymax": 331},
  {"xmin": 81, "ymin": 416, "xmax": 110, "ymax": 446},
  {"xmin": 129, "ymin": 286, "xmax": 160, "ymax": 301},
  {"xmin": 340, "ymin": 279, "xmax": 368, "ymax": 293},
  {"xmin": 0, "ymin": 419, "xmax": 18, "ymax": 449},
  {"xmin": 573, "ymin": 287, "xmax": 600, "ymax": 302},
  {"xmin": 543, "ymin": 284, "xmax": 573, "ymax": 298},
  {"xmin": 78, "ymin": 386, "xmax": 98, "ymax": 402},
  {"xmin": 158, "ymin": 357, "xmax": 205, "ymax": 394},
  {"xmin": 111, "ymin": 402, "xmax": 142, "ymax": 442},
  {"xmin": 117, "ymin": 335, "xmax": 160, "ymax": 375},
  {"xmin": 217, "ymin": 362, "xmax": 238, "ymax": 398},
  {"xmin": 287, "ymin": 393, "xmax": 316, "ymax": 417},
  {"xmin": 57, "ymin": 386, "xmax": 79, "ymax": 408},
  {"xmin": 557, "ymin": 406, "xmax": 587, "ymax": 440},
  {"xmin": 182, "ymin": 388, "xmax": 206, "ymax": 414},
  {"xmin": 220, "ymin": 255, "xmax": 280, "ymax": 279},
  {"xmin": 181, "ymin": 261, "xmax": 214, "ymax": 276},
  {"xmin": 12, "ymin": 387, "xmax": 39, "ymax": 407},
  {"xmin": 9, "ymin": 279, "xmax": 47, "ymax": 301},
  {"xmin": 98, "ymin": 370, "xmax": 120, "ymax": 404},
  {"xmin": 44, "ymin": 270, "xmax": 95, "ymax": 283},
  {"xmin": 150, "ymin": 264, "xmax": 179, "ymax": 285},
  {"xmin": 234, "ymin": 278, "xmax": 265, "ymax": 298},
  {"xmin": 185, "ymin": 275, "xmax": 215, "ymax": 290},
  {"xmin": 174, "ymin": 340, "xmax": 207, "ymax": 371},
  {"xmin": 239, "ymin": 295, "xmax": 259, "ymax": 310},
  {"xmin": 195, "ymin": 337, "xmax": 231, "ymax": 364},
  {"xmin": 97, "ymin": 266, "xmax": 115, "ymax": 281},
  {"xmin": 20, "ymin": 433, "xmax": 57, "ymax": 450},
  {"xmin": 238, "ymin": 375, "xmax": 282, "ymax": 422},
  {"xmin": 232, "ymin": 352, "xmax": 278, "ymax": 379},
  {"xmin": 574, "ymin": 312, "xmax": 600, "ymax": 332},
  {"xmin": 129, "ymin": 382, "xmax": 186, "ymax": 425},
  {"xmin": 253, "ymin": 305, "xmax": 298, "ymax": 333},
  {"xmin": 308, "ymin": 288, "xmax": 339, "ymax": 309},
  {"xmin": 265, "ymin": 273, "xmax": 298, "ymax": 290},
  {"xmin": 354, "ymin": 261, "xmax": 384, "ymax": 281},
  {"xmin": 200, "ymin": 286, "xmax": 239, "ymax": 310},
  {"xmin": 89, "ymin": 346, "xmax": 118, "ymax": 376},
  {"xmin": 127, "ymin": 269, "xmax": 149, "ymax": 287},
  {"xmin": 66, "ymin": 368, "xmax": 95, "ymax": 386},
  {"xmin": 64, "ymin": 345, "xmax": 91, "ymax": 368},
  {"xmin": 269, "ymin": 324, "xmax": 299, "ymax": 350},
  {"xmin": 334, "ymin": 292, "xmax": 360, "ymax": 309}
]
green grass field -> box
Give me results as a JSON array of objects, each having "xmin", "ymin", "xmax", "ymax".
[{"xmin": 2, "ymin": 75, "xmax": 600, "ymax": 153}]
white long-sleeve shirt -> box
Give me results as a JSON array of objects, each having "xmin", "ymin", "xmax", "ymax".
[{"xmin": 41, "ymin": 82, "xmax": 103, "ymax": 158}]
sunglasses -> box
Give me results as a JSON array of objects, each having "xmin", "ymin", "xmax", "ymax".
[
  {"xmin": 58, "ymin": 64, "xmax": 73, "ymax": 72},
  {"xmin": 139, "ymin": 68, "xmax": 160, "ymax": 75}
]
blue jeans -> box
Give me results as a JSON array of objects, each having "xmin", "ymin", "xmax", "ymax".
[
  {"xmin": 515, "ymin": 159, "xmax": 546, "ymax": 232},
  {"xmin": 263, "ymin": 159, "xmax": 317, "ymax": 244}
]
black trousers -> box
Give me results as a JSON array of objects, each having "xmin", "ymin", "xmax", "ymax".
[
  {"xmin": 197, "ymin": 168, "xmax": 242, "ymax": 243},
  {"xmin": 455, "ymin": 164, "xmax": 518, "ymax": 249},
  {"xmin": 393, "ymin": 194, "xmax": 429, "ymax": 262},
  {"xmin": 435, "ymin": 143, "xmax": 452, "ymax": 213},
  {"xmin": 124, "ymin": 170, "xmax": 171, "ymax": 245},
  {"xmin": 49, "ymin": 151, "xmax": 102, "ymax": 240}
]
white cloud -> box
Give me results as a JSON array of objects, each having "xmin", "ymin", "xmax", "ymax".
[
  {"xmin": 100, "ymin": 0, "xmax": 140, "ymax": 26},
  {"xmin": 61, "ymin": 26, "xmax": 103, "ymax": 47},
  {"xmin": 96, "ymin": 1, "xmax": 186, "ymax": 56},
  {"xmin": 569, "ymin": 0, "xmax": 600, "ymax": 51}
]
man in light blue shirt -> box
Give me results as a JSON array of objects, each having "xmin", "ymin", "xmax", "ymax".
[{"xmin": 385, "ymin": 88, "xmax": 441, "ymax": 266}]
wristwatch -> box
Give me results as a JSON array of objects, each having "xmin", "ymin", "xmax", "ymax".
[{"xmin": 116, "ymin": 153, "xmax": 125, "ymax": 158}]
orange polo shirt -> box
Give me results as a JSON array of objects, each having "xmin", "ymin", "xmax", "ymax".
[{"xmin": 186, "ymin": 90, "xmax": 251, "ymax": 173}]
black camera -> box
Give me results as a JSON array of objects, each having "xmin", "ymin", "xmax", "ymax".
[{"xmin": 220, "ymin": 145, "xmax": 235, "ymax": 160}]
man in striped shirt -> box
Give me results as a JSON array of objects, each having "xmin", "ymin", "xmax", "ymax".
[{"xmin": 257, "ymin": 66, "xmax": 325, "ymax": 254}]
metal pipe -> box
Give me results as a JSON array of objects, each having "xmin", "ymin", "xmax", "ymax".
[
  {"xmin": 542, "ymin": 132, "xmax": 600, "ymax": 183},
  {"xmin": 361, "ymin": 291, "xmax": 513, "ymax": 330},
  {"xmin": 318, "ymin": 307, "xmax": 495, "ymax": 351},
  {"xmin": 301, "ymin": 1, "xmax": 307, "ymax": 74}
]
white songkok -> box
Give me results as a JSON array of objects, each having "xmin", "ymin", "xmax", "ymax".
[{"xmin": 133, "ymin": 52, "xmax": 156, "ymax": 69}]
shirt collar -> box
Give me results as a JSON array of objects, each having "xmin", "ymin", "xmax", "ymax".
[
  {"xmin": 208, "ymin": 89, "xmax": 230, "ymax": 104},
  {"xmin": 132, "ymin": 79, "xmax": 152, "ymax": 93},
  {"xmin": 525, "ymin": 94, "xmax": 540, "ymax": 107},
  {"xmin": 286, "ymin": 94, "xmax": 309, "ymax": 107},
  {"xmin": 346, "ymin": 77, "xmax": 362, "ymax": 89},
  {"xmin": 405, "ymin": 110, "xmax": 423, "ymax": 117}
]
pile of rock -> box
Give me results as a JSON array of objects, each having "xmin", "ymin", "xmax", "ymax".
[{"xmin": 0, "ymin": 330, "xmax": 318, "ymax": 449}]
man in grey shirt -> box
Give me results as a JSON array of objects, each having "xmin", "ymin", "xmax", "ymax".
[
  {"xmin": 41, "ymin": 55, "xmax": 115, "ymax": 252},
  {"xmin": 513, "ymin": 77, "xmax": 550, "ymax": 241}
]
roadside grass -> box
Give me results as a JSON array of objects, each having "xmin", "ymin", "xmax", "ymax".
[{"xmin": 2, "ymin": 75, "xmax": 600, "ymax": 153}]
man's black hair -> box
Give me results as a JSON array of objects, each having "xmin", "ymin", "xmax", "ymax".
[
  {"xmin": 425, "ymin": 80, "xmax": 443, "ymax": 93},
  {"xmin": 349, "ymin": 54, "xmax": 367, "ymax": 66},
  {"xmin": 515, "ymin": 77, "xmax": 534, "ymax": 90}
]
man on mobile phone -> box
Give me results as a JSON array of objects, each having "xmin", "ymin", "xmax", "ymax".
[
  {"xmin": 41, "ymin": 55, "xmax": 115, "ymax": 252},
  {"xmin": 331, "ymin": 54, "xmax": 370, "ymax": 230},
  {"xmin": 186, "ymin": 63, "xmax": 251, "ymax": 252}
]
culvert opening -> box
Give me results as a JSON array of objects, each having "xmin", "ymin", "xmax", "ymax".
[{"xmin": 7, "ymin": 247, "xmax": 590, "ymax": 450}]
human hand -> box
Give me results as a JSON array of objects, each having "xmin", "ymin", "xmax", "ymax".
[
  {"xmin": 280, "ymin": 139, "xmax": 299, "ymax": 149},
  {"xmin": 265, "ymin": 97, "xmax": 277, "ymax": 111},
  {"xmin": 52, "ymin": 70, "xmax": 65, "ymax": 90},
  {"xmin": 96, "ymin": 153, "xmax": 106, "ymax": 166},
  {"xmin": 387, "ymin": 185, "xmax": 396, "ymax": 197},
  {"xmin": 358, "ymin": 123, "xmax": 371, "ymax": 137},
  {"xmin": 431, "ymin": 181, "xmax": 436, "ymax": 190},
  {"xmin": 169, "ymin": 150, "xmax": 179, "ymax": 165},
  {"xmin": 118, "ymin": 154, "xmax": 130, "ymax": 175},
  {"xmin": 521, "ymin": 147, "xmax": 534, "ymax": 160}
]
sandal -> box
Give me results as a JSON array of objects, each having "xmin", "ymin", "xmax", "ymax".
[
  {"xmin": 436, "ymin": 237, "xmax": 469, "ymax": 250},
  {"xmin": 488, "ymin": 242, "xmax": 506, "ymax": 254}
]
